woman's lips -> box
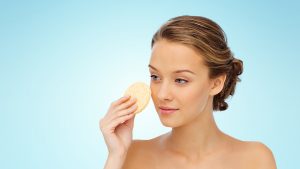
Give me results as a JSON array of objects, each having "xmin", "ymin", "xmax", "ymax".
[{"xmin": 159, "ymin": 107, "xmax": 179, "ymax": 115}]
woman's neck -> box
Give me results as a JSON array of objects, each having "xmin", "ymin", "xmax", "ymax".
[{"xmin": 163, "ymin": 107, "xmax": 226, "ymax": 160}]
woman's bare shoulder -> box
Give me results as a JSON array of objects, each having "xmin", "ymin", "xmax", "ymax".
[
  {"xmin": 122, "ymin": 136, "xmax": 162, "ymax": 169},
  {"xmin": 243, "ymin": 141, "xmax": 277, "ymax": 168},
  {"xmin": 227, "ymin": 138, "xmax": 277, "ymax": 169}
]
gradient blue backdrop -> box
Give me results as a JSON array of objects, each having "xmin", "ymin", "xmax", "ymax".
[{"xmin": 1, "ymin": 0, "xmax": 299, "ymax": 168}]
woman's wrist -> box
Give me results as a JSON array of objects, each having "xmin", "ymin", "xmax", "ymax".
[
  {"xmin": 104, "ymin": 152, "xmax": 128, "ymax": 169},
  {"xmin": 109, "ymin": 151, "xmax": 127, "ymax": 160}
]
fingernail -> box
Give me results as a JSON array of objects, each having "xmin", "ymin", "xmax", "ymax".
[{"xmin": 123, "ymin": 95, "xmax": 130, "ymax": 99}]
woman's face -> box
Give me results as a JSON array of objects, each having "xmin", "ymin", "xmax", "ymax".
[{"xmin": 149, "ymin": 40, "xmax": 215, "ymax": 127}]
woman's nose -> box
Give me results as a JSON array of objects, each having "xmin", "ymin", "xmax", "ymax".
[{"xmin": 157, "ymin": 82, "xmax": 172, "ymax": 101}]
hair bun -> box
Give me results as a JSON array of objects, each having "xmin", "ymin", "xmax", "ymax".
[
  {"xmin": 218, "ymin": 101, "xmax": 228, "ymax": 111},
  {"xmin": 232, "ymin": 59, "xmax": 243, "ymax": 76}
]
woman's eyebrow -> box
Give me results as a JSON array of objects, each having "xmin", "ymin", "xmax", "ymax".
[
  {"xmin": 148, "ymin": 64, "xmax": 196, "ymax": 75},
  {"xmin": 148, "ymin": 64, "xmax": 158, "ymax": 71},
  {"xmin": 174, "ymin": 69, "xmax": 196, "ymax": 75}
]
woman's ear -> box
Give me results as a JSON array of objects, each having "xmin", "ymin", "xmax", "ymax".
[{"xmin": 209, "ymin": 74, "xmax": 227, "ymax": 96}]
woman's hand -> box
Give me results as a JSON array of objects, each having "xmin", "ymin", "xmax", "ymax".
[{"xmin": 100, "ymin": 96, "xmax": 137, "ymax": 156}]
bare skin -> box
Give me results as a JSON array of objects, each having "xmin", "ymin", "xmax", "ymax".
[
  {"xmin": 100, "ymin": 40, "xmax": 276, "ymax": 169},
  {"xmin": 123, "ymin": 95, "xmax": 276, "ymax": 168},
  {"xmin": 123, "ymin": 134, "xmax": 276, "ymax": 169}
]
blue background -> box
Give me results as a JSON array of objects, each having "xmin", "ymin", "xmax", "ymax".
[{"xmin": 0, "ymin": 0, "xmax": 299, "ymax": 168}]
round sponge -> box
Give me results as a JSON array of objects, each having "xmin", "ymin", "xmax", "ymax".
[{"xmin": 124, "ymin": 82, "xmax": 151, "ymax": 114}]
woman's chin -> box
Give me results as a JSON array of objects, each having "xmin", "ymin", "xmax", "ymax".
[{"xmin": 159, "ymin": 117, "xmax": 181, "ymax": 128}]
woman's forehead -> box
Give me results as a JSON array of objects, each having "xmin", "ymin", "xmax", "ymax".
[{"xmin": 150, "ymin": 40, "xmax": 207, "ymax": 73}]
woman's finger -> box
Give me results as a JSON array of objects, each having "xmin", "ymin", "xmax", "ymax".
[
  {"xmin": 109, "ymin": 95, "xmax": 131, "ymax": 110},
  {"xmin": 105, "ymin": 99, "xmax": 137, "ymax": 122},
  {"xmin": 114, "ymin": 97, "xmax": 137, "ymax": 112},
  {"xmin": 101, "ymin": 104, "xmax": 137, "ymax": 132},
  {"xmin": 107, "ymin": 113, "xmax": 135, "ymax": 132},
  {"xmin": 110, "ymin": 104, "xmax": 137, "ymax": 122},
  {"xmin": 105, "ymin": 96, "xmax": 131, "ymax": 117}
]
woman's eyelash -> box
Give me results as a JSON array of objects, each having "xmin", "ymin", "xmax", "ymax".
[
  {"xmin": 175, "ymin": 78, "xmax": 188, "ymax": 84},
  {"xmin": 150, "ymin": 75, "xmax": 160, "ymax": 81},
  {"xmin": 150, "ymin": 75, "xmax": 188, "ymax": 84}
]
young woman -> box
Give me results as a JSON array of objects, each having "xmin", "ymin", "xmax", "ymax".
[{"xmin": 100, "ymin": 15, "xmax": 277, "ymax": 169}]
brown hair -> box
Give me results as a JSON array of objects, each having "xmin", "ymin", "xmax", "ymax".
[{"xmin": 151, "ymin": 15, "xmax": 243, "ymax": 111}]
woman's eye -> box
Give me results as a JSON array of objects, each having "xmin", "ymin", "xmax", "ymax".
[
  {"xmin": 150, "ymin": 75, "xmax": 160, "ymax": 81},
  {"xmin": 175, "ymin": 78, "xmax": 188, "ymax": 84}
]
